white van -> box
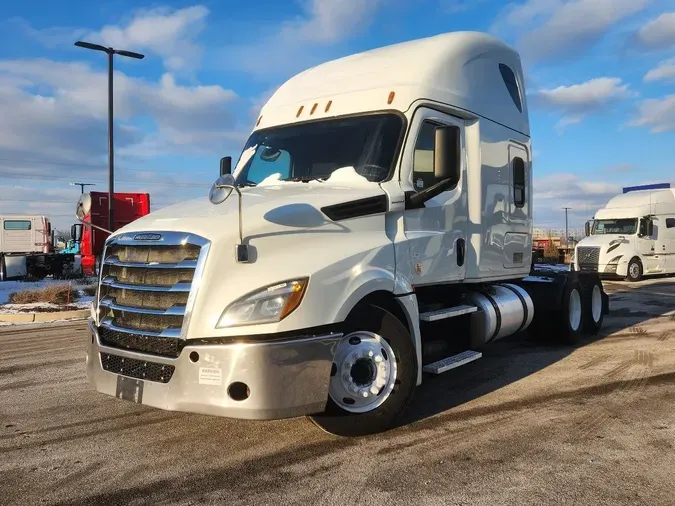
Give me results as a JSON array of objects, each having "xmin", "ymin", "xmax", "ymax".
[{"xmin": 574, "ymin": 186, "xmax": 675, "ymax": 281}]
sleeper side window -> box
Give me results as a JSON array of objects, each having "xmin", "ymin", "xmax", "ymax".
[
  {"xmin": 499, "ymin": 64, "xmax": 523, "ymax": 113},
  {"xmin": 513, "ymin": 157, "xmax": 526, "ymax": 208},
  {"xmin": 3, "ymin": 220, "xmax": 32, "ymax": 230}
]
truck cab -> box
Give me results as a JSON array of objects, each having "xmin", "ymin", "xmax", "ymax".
[
  {"xmin": 574, "ymin": 186, "xmax": 675, "ymax": 281},
  {"xmin": 84, "ymin": 31, "xmax": 608, "ymax": 436}
]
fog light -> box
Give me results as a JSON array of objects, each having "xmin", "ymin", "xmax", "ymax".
[{"xmin": 228, "ymin": 382, "xmax": 250, "ymax": 402}]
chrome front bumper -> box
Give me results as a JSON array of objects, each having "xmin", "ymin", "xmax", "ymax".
[{"xmin": 86, "ymin": 318, "xmax": 342, "ymax": 420}]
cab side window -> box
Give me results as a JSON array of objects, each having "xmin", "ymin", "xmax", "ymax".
[{"xmin": 412, "ymin": 121, "xmax": 439, "ymax": 192}]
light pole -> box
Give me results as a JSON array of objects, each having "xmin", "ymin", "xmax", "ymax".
[
  {"xmin": 563, "ymin": 207, "xmax": 571, "ymax": 250},
  {"xmin": 74, "ymin": 41, "xmax": 144, "ymax": 233},
  {"xmin": 70, "ymin": 182, "xmax": 96, "ymax": 194}
]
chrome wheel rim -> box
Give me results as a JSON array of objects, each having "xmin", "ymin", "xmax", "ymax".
[
  {"xmin": 591, "ymin": 285, "xmax": 602, "ymax": 323},
  {"xmin": 328, "ymin": 331, "xmax": 397, "ymax": 413},
  {"xmin": 629, "ymin": 263, "xmax": 640, "ymax": 279},
  {"xmin": 569, "ymin": 288, "xmax": 582, "ymax": 331}
]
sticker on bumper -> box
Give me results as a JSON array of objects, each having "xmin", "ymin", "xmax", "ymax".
[{"xmin": 199, "ymin": 367, "xmax": 222, "ymax": 385}]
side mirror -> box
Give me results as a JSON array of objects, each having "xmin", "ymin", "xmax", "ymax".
[
  {"xmin": 433, "ymin": 125, "xmax": 460, "ymax": 186},
  {"xmin": 638, "ymin": 217, "xmax": 653, "ymax": 237},
  {"xmin": 220, "ymin": 156, "xmax": 232, "ymax": 176},
  {"xmin": 76, "ymin": 193, "xmax": 92, "ymax": 220},
  {"xmin": 584, "ymin": 221, "xmax": 591, "ymax": 237},
  {"xmin": 71, "ymin": 224, "xmax": 83, "ymax": 242},
  {"xmin": 406, "ymin": 125, "xmax": 462, "ymax": 209}
]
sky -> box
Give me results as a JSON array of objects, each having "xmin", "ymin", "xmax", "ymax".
[{"xmin": 0, "ymin": 0, "xmax": 674, "ymax": 232}]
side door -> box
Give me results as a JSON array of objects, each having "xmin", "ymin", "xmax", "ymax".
[
  {"xmin": 637, "ymin": 217, "xmax": 659, "ymax": 272},
  {"xmin": 662, "ymin": 216, "xmax": 675, "ymax": 272},
  {"xmin": 503, "ymin": 144, "xmax": 531, "ymax": 269},
  {"xmin": 402, "ymin": 108, "xmax": 467, "ymax": 286}
]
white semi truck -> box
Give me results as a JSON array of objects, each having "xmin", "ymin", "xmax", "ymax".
[
  {"xmin": 82, "ymin": 31, "xmax": 609, "ymax": 436},
  {"xmin": 574, "ymin": 184, "xmax": 675, "ymax": 281},
  {"xmin": 0, "ymin": 214, "xmax": 78, "ymax": 281}
]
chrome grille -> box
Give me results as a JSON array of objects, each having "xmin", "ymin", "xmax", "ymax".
[
  {"xmin": 577, "ymin": 246, "xmax": 600, "ymax": 271},
  {"xmin": 96, "ymin": 231, "xmax": 210, "ymax": 357}
]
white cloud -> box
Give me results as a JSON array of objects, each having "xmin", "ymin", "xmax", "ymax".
[
  {"xmin": 644, "ymin": 58, "xmax": 675, "ymax": 82},
  {"xmin": 632, "ymin": 12, "xmax": 675, "ymax": 51},
  {"xmin": 86, "ymin": 5, "xmax": 209, "ymax": 73},
  {"xmin": 285, "ymin": 0, "xmax": 384, "ymax": 44},
  {"xmin": 0, "ymin": 58, "xmax": 239, "ymax": 160},
  {"xmin": 494, "ymin": 0, "xmax": 650, "ymax": 64},
  {"xmin": 10, "ymin": 6, "xmax": 210, "ymax": 74},
  {"xmin": 440, "ymin": 0, "xmax": 486, "ymax": 13},
  {"xmin": 533, "ymin": 172, "xmax": 622, "ymax": 227},
  {"xmin": 531, "ymin": 77, "xmax": 635, "ymax": 130},
  {"xmin": 7, "ymin": 17, "xmax": 87, "ymax": 48},
  {"xmin": 221, "ymin": 0, "xmax": 385, "ymax": 79},
  {"xmin": 630, "ymin": 94, "xmax": 675, "ymax": 133}
]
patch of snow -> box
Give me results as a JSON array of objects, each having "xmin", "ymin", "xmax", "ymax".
[
  {"xmin": 258, "ymin": 173, "xmax": 285, "ymax": 186},
  {"xmin": 0, "ymin": 300, "xmax": 91, "ymax": 314},
  {"xmin": 534, "ymin": 264, "xmax": 571, "ymax": 272},
  {"xmin": 325, "ymin": 166, "xmax": 371, "ymax": 185},
  {"xmin": 0, "ymin": 280, "xmax": 53, "ymax": 304}
]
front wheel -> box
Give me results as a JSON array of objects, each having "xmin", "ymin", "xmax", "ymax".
[
  {"xmin": 626, "ymin": 258, "xmax": 643, "ymax": 282},
  {"xmin": 309, "ymin": 304, "xmax": 417, "ymax": 437}
]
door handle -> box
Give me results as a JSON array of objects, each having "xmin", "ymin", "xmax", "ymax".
[{"xmin": 457, "ymin": 238, "xmax": 465, "ymax": 267}]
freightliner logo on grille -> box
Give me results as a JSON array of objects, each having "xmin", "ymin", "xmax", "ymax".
[{"xmin": 133, "ymin": 233, "xmax": 163, "ymax": 241}]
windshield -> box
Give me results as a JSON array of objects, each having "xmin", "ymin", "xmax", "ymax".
[
  {"xmin": 233, "ymin": 113, "xmax": 404, "ymax": 185},
  {"xmin": 592, "ymin": 218, "xmax": 638, "ymax": 235}
]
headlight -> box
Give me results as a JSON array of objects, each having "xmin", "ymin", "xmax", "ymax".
[
  {"xmin": 217, "ymin": 278, "xmax": 308, "ymax": 328},
  {"xmin": 608, "ymin": 255, "xmax": 622, "ymax": 265}
]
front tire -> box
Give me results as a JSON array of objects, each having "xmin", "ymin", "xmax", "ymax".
[
  {"xmin": 626, "ymin": 258, "xmax": 643, "ymax": 282},
  {"xmin": 309, "ymin": 303, "xmax": 417, "ymax": 437}
]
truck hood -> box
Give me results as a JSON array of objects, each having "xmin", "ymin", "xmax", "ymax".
[
  {"xmin": 114, "ymin": 180, "xmax": 387, "ymax": 241},
  {"xmin": 576, "ymin": 235, "xmax": 634, "ymax": 249}
]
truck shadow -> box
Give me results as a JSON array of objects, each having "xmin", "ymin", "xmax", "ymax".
[{"xmin": 396, "ymin": 279, "xmax": 675, "ymax": 430}]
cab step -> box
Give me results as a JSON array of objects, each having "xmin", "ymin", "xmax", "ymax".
[
  {"xmin": 419, "ymin": 304, "xmax": 478, "ymax": 322},
  {"xmin": 422, "ymin": 350, "xmax": 483, "ymax": 374}
]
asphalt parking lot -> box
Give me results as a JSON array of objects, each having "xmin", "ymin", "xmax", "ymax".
[{"xmin": 1, "ymin": 278, "xmax": 674, "ymax": 506}]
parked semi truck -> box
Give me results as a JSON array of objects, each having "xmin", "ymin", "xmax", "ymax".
[
  {"xmin": 73, "ymin": 191, "xmax": 151, "ymax": 276},
  {"xmin": 83, "ymin": 31, "xmax": 609, "ymax": 436},
  {"xmin": 0, "ymin": 214, "xmax": 77, "ymax": 280},
  {"xmin": 574, "ymin": 183, "xmax": 675, "ymax": 281}
]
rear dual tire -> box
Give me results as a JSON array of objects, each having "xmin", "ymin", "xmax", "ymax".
[
  {"xmin": 554, "ymin": 276, "xmax": 604, "ymax": 344},
  {"xmin": 309, "ymin": 303, "xmax": 417, "ymax": 437}
]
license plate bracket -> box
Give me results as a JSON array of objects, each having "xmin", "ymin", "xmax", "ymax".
[{"xmin": 115, "ymin": 375, "xmax": 144, "ymax": 404}]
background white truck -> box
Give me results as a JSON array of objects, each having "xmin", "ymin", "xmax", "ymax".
[
  {"xmin": 574, "ymin": 183, "xmax": 675, "ymax": 281},
  {"xmin": 0, "ymin": 214, "xmax": 78, "ymax": 281},
  {"xmin": 83, "ymin": 31, "xmax": 609, "ymax": 437}
]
